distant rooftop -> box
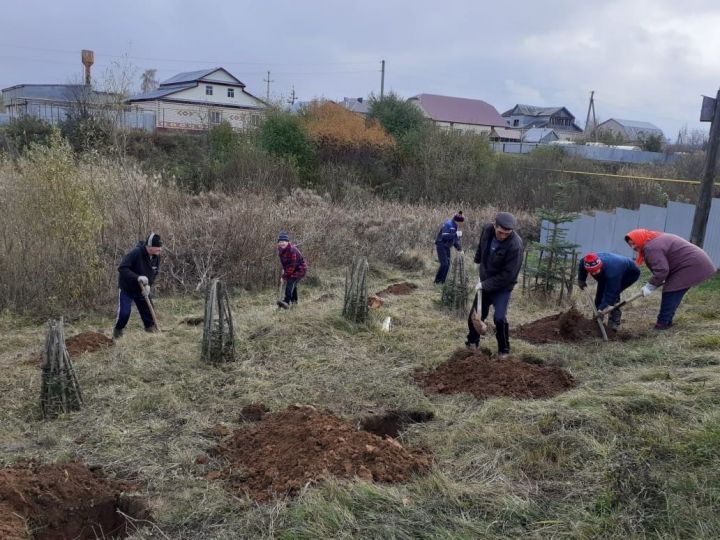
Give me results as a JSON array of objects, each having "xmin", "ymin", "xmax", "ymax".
[{"xmin": 409, "ymin": 93, "xmax": 505, "ymax": 127}]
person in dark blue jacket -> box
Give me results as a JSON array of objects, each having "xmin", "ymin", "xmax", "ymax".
[
  {"xmin": 578, "ymin": 251, "xmax": 640, "ymax": 331},
  {"xmin": 113, "ymin": 233, "xmax": 163, "ymax": 339},
  {"xmin": 434, "ymin": 211, "xmax": 464, "ymax": 284}
]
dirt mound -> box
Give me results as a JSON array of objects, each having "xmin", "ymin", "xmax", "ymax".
[
  {"xmin": 0, "ymin": 461, "xmax": 147, "ymax": 540},
  {"xmin": 416, "ymin": 349, "xmax": 576, "ymax": 400},
  {"xmin": 378, "ymin": 282, "xmax": 418, "ymax": 296},
  {"xmin": 359, "ymin": 410, "xmax": 434, "ymax": 438},
  {"xmin": 27, "ymin": 331, "xmax": 113, "ymax": 365},
  {"xmin": 207, "ymin": 405, "xmax": 431, "ymax": 501},
  {"xmin": 515, "ymin": 307, "xmax": 628, "ymax": 344},
  {"xmin": 181, "ymin": 315, "xmax": 204, "ymax": 326},
  {"xmin": 65, "ymin": 332, "xmax": 114, "ymax": 356}
]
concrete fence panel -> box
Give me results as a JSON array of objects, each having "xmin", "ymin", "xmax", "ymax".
[
  {"xmin": 591, "ymin": 211, "xmax": 615, "ymax": 252},
  {"xmin": 611, "ymin": 208, "xmax": 640, "ymax": 258},
  {"xmin": 702, "ymin": 198, "xmax": 720, "ymax": 267},
  {"xmin": 638, "ymin": 204, "xmax": 667, "ymax": 232}
]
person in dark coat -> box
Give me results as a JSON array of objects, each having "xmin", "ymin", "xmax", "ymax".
[
  {"xmin": 467, "ymin": 212, "xmax": 523, "ymax": 358},
  {"xmin": 577, "ymin": 251, "xmax": 640, "ymax": 330},
  {"xmin": 625, "ymin": 229, "xmax": 717, "ymax": 329},
  {"xmin": 113, "ymin": 233, "xmax": 162, "ymax": 338},
  {"xmin": 277, "ymin": 231, "xmax": 307, "ymax": 309},
  {"xmin": 434, "ymin": 211, "xmax": 464, "ymax": 284}
]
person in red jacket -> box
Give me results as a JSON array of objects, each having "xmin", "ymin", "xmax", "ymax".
[
  {"xmin": 277, "ymin": 231, "xmax": 307, "ymax": 309},
  {"xmin": 625, "ymin": 229, "xmax": 717, "ymax": 329}
]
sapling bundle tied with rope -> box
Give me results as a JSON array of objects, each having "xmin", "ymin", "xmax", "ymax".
[
  {"xmin": 343, "ymin": 256, "xmax": 369, "ymax": 323},
  {"xmin": 201, "ymin": 279, "xmax": 236, "ymax": 364},
  {"xmin": 40, "ymin": 318, "xmax": 84, "ymax": 419},
  {"xmin": 442, "ymin": 252, "xmax": 469, "ymax": 317}
]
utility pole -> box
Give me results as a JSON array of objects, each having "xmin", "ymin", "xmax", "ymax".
[
  {"xmin": 287, "ymin": 86, "xmax": 298, "ymax": 107},
  {"xmin": 690, "ymin": 87, "xmax": 720, "ymax": 247},
  {"xmin": 380, "ymin": 59, "xmax": 385, "ymax": 100},
  {"xmin": 584, "ymin": 90, "xmax": 597, "ymax": 139},
  {"xmin": 263, "ymin": 70, "xmax": 274, "ymax": 102}
]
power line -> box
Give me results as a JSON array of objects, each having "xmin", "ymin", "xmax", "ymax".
[{"xmin": 0, "ymin": 43, "xmax": 379, "ymax": 67}]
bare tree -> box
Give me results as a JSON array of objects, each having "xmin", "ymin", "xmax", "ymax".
[{"xmin": 141, "ymin": 69, "xmax": 158, "ymax": 93}]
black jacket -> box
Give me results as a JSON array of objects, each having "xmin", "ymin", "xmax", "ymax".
[
  {"xmin": 117, "ymin": 242, "xmax": 161, "ymax": 295},
  {"xmin": 473, "ymin": 224, "xmax": 523, "ymax": 292}
]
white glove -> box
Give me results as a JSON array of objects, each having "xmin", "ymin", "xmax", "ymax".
[
  {"xmin": 456, "ymin": 230, "xmax": 463, "ymax": 238},
  {"xmin": 142, "ymin": 284, "xmax": 151, "ymax": 297},
  {"xmin": 138, "ymin": 276, "xmax": 149, "ymax": 286},
  {"xmin": 475, "ymin": 279, "xmax": 483, "ymax": 291},
  {"xmin": 641, "ymin": 283, "xmax": 657, "ymax": 297}
]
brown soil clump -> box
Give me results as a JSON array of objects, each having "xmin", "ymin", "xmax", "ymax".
[
  {"xmin": 378, "ymin": 282, "xmax": 418, "ymax": 296},
  {"xmin": 207, "ymin": 405, "xmax": 431, "ymax": 501},
  {"xmin": 27, "ymin": 331, "xmax": 113, "ymax": 365},
  {"xmin": 416, "ymin": 349, "xmax": 576, "ymax": 400},
  {"xmin": 181, "ymin": 315, "xmax": 204, "ymax": 326},
  {"xmin": 239, "ymin": 403, "xmax": 270, "ymax": 422},
  {"xmin": 359, "ymin": 410, "xmax": 434, "ymax": 438},
  {"xmin": 65, "ymin": 332, "xmax": 113, "ymax": 357},
  {"xmin": 515, "ymin": 307, "xmax": 628, "ymax": 344},
  {"xmin": 0, "ymin": 461, "xmax": 147, "ymax": 540}
]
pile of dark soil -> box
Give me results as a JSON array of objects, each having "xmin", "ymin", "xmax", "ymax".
[
  {"xmin": 359, "ymin": 410, "xmax": 434, "ymax": 438},
  {"xmin": 416, "ymin": 349, "xmax": 576, "ymax": 400},
  {"xmin": 207, "ymin": 405, "xmax": 431, "ymax": 501},
  {"xmin": 515, "ymin": 307, "xmax": 629, "ymax": 344},
  {"xmin": 180, "ymin": 315, "xmax": 204, "ymax": 326},
  {"xmin": 378, "ymin": 282, "xmax": 418, "ymax": 296},
  {"xmin": 0, "ymin": 461, "xmax": 147, "ymax": 540},
  {"xmin": 239, "ymin": 402, "xmax": 270, "ymax": 422}
]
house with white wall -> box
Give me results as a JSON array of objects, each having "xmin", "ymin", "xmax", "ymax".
[{"xmin": 126, "ymin": 68, "xmax": 267, "ymax": 131}]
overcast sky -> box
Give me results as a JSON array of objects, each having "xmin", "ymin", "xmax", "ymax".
[{"xmin": 2, "ymin": 0, "xmax": 719, "ymax": 138}]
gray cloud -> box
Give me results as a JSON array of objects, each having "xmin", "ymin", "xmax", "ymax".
[{"xmin": 2, "ymin": 0, "xmax": 718, "ymax": 136}]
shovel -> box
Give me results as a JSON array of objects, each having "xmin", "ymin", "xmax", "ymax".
[
  {"xmin": 581, "ymin": 287, "xmax": 608, "ymax": 342},
  {"xmin": 143, "ymin": 292, "xmax": 161, "ymax": 332},
  {"xmin": 599, "ymin": 291, "xmax": 643, "ymax": 316}
]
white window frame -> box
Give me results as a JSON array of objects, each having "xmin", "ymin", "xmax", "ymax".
[
  {"xmin": 209, "ymin": 110, "xmax": 221, "ymax": 124},
  {"xmin": 206, "ymin": 85, "xmax": 213, "ymax": 96},
  {"xmin": 227, "ymin": 88, "xmax": 234, "ymax": 98}
]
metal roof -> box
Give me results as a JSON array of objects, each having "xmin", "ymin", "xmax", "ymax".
[
  {"xmin": 1, "ymin": 84, "xmax": 114, "ymax": 102},
  {"xmin": 523, "ymin": 127, "xmax": 558, "ymax": 142},
  {"xmin": 126, "ymin": 83, "xmax": 195, "ymax": 102},
  {"xmin": 159, "ymin": 68, "xmax": 244, "ymax": 87},
  {"xmin": 610, "ymin": 118, "xmax": 662, "ymax": 131},
  {"xmin": 491, "ymin": 127, "xmax": 522, "ymax": 140},
  {"xmin": 409, "ymin": 93, "xmax": 505, "ymax": 127},
  {"xmin": 502, "ymin": 104, "xmax": 569, "ymax": 117}
]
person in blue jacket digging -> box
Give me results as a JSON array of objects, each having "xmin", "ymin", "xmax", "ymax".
[
  {"xmin": 112, "ymin": 233, "xmax": 163, "ymax": 339},
  {"xmin": 577, "ymin": 251, "xmax": 640, "ymax": 331},
  {"xmin": 434, "ymin": 211, "xmax": 464, "ymax": 284}
]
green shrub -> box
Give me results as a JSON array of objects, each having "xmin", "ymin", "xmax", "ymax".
[{"xmin": 2, "ymin": 116, "xmax": 54, "ymax": 154}]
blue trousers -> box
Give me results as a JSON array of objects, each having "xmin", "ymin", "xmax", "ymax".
[
  {"xmin": 467, "ymin": 289, "xmax": 513, "ymax": 352},
  {"xmin": 657, "ymin": 288, "xmax": 689, "ymax": 326},
  {"xmin": 434, "ymin": 244, "xmax": 451, "ymax": 284},
  {"xmin": 114, "ymin": 288, "xmax": 155, "ymax": 330},
  {"xmin": 283, "ymin": 278, "xmax": 299, "ymax": 304}
]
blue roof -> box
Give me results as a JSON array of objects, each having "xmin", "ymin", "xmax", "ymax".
[
  {"xmin": 160, "ymin": 69, "xmax": 218, "ymax": 86},
  {"xmin": 1, "ymin": 84, "xmax": 113, "ymax": 102},
  {"xmin": 127, "ymin": 83, "xmax": 195, "ymax": 102},
  {"xmin": 523, "ymin": 127, "xmax": 558, "ymax": 142}
]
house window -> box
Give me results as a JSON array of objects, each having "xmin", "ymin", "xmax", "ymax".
[
  {"xmin": 206, "ymin": 85, "xmax": 213, "ymax": 96},
  {"xmin": 251, "ymin": 114, "xmax": 260, "ymax": 127},
  {"xmin": 513, "ymin": 119, "xmax": 519, "ymax": 126},
  {"xmin": 209, "ymin": 110, "xmax": 221, "ymax": 124},
  {"xmin": 227, "ymin": 88, "xmax": 234, "ymax": 98}
]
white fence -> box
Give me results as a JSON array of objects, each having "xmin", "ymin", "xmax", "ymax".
[{"xmin": 541, "ymin": 199, "xmax": 720, "ymax": 267}]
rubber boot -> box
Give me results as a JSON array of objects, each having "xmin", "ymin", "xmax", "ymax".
[
  {"xmin": 112, "ymin": 327, "xmax": 123, "ymax": 339},
  {"xmin": 494, "ymin": 319, "xmax": 510, "ymax": 359},
  {"xmin": 608, "ymin": 308, "xmax": 621, "ymax": 331}
]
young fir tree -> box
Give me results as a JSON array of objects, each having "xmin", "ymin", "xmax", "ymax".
[
  {"xmin": 343, "ymin": 256, "xmax": 369, "ymax": 323},
  {"xmin": 526, "ymin": 208, "xmax": 579, "ymax": 302}
]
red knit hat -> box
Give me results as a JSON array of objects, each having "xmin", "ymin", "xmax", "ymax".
[{"xmin": 583, "ymin": 252, "xmax": 603, "ymax": 274}]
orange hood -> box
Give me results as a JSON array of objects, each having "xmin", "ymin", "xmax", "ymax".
[{"xmin": 624, "ymin": 229, "xmax": 662, "ymax": 265}]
